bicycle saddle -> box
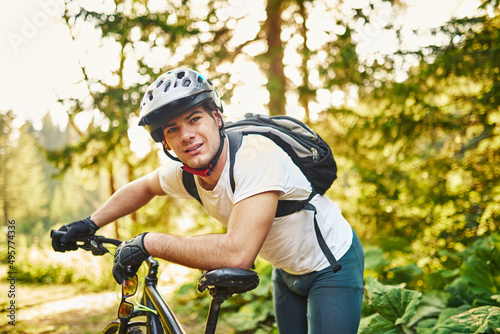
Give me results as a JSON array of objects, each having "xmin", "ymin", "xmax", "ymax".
[{"xmin": 198, "ymin": 268, "xmax": 259, "ymax": 294}]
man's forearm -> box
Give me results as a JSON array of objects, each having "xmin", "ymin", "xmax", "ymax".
[
  {"xmin": 143, "ymin": 232, "xmax": 254, "ymax": 271},
  {"xmin": 141, "ymin": 192, "xmax": 279, "ymax": 271}
]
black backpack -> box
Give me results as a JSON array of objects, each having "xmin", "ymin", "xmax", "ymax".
[{"xmin": 182, "ymin": 113, "xmax": 342, "ymax": 273}]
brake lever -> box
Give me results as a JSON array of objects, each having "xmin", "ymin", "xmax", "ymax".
[
  {"xmin": 79, "ymin": 236, "xmax": 109, "ymax": 256},
  {"xmin": 50, "ymin": 230, "xmax": 113, "ymax": 255}
]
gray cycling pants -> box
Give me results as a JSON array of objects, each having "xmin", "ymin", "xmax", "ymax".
[{"xmin": 272, "ymin": 229, "xmax": 365, "ymax": 334}]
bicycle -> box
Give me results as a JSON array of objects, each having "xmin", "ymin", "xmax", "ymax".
[{"xmin": 50, "ymin": 230, "xmax": 260, "ymax": 334}]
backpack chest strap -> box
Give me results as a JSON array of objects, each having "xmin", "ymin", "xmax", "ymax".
[
  {"xmin": 274, "ymin": 192, "xmax": 316, "ymax": 217},
  {"xmin": 275, "ymin": 198, "xmax": 342, "ymax": 273}
]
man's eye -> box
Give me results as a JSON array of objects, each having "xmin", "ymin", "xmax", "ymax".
[
  {"xmin": 166, "ymin": 127, "xmax": 177, "ymax": 134},
  {"xmin": 191, "ymin": 117, "xmax": 201, "ymax": 123}
]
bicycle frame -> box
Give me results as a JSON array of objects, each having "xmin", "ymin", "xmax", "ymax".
[
  {"xmin": 118, "ymin": 257, "xmax": 260, "ymax": 334},
  {"xmin": 50, "ymin": 231, "xmax": 259, "ymax": 334},
  {"xmin": 142, "ymin": 257, "xmax": 185, "ymax": 334},
  {"xmin": 116, "ymin": 257, "xmax": 186, "ymax": 334}
]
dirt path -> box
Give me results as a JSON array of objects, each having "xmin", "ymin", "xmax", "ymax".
[
  {"xmin": 0, "ymin": 263, "xmax": 234, "ymax": 334},
  {"xmin": 0, "ymin": 283, "xmax": 217, "ymax": 334},
  {"xmin": 0, "ymin": 282, "xmax": 118, "ymax": 334}
]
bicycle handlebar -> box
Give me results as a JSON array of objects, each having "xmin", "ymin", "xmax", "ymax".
[{"xmin": 50, "ymin": 230, "xmax": 122, "ymax": 255}]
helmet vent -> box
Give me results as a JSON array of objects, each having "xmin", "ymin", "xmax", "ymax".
[
  {"xmin": 138, "ymin": 69, "xmax": 221, "ymax": 140},
  {"xmin": 164, "ymin": 81, "xmax": 171, "ymax": 92}
]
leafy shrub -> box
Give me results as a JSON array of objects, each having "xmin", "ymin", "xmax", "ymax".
[
  {"xmin": 360, "ymin": 233, "xmax": 500, "ymax": 334},
  {"xmin": 360, "ymin": 277, "xmax": 422, "ymax": 333},
  {"xmin": 219, "ymin": 262, "xmax": 277, "ymax": 334}
]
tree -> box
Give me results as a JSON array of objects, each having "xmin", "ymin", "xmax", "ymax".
[
  {"xmin": 45, "ymin": 0, "xmax": 196, "ymax": 236},
  {"xmin": 329, "ymin": 0, "xmax": 499, "ymax": 276},
  {"xmin": 46, "ymin": 0, "xmax": 498, "ymax": 258},
  {"xmin": 46, "ymin": 0, "xmax": 400, "ymax": 169},
  {"xmin": 0, "ymin": 111, "xmax": 48, "ymax": 239}
]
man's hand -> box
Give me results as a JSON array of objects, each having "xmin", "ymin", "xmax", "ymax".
[
  {"xmin": 113, "ymin": 233, "xmax": 150, "ymax": 284},
  {"xmin": 52, "ymin": 217, "xmax": 100, "ymax": 252}
]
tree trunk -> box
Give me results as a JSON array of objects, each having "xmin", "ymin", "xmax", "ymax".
[
  {"xmin": 298, "ymin": 1, "xmax": 312, "ymax": 125},
  {"xmin": 265, "ymin": 0, "xmax": 286, "ymax": 116},
  {"xmin": 108, "ymin": 162, "xmax": 120, "ymax": 239},
  {"xmin": 128, "ymin": 162, "xmax": 139, "ymax": 236},
  {"xmin": 3, "ymin": 191, "xmax": 9, "ymax": 245}
]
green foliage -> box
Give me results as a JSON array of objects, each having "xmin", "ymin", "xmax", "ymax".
[
  {"xmin": 361, "ymin": 277, "xmax": 422, "ymax": 333},
  {"xmin": 1, "ymin": 234, "xmax": 116, "ymax": 291},
  {"xmin": 167, "ymin": 233, "xmax": 499, "ymax": 333},
  {"xmin": 170, "ymin": 272, "xmax": 212, "ymax": 324},
  {"xmin": 442, "ymin": 234, "xmax": 500, "ymax": 308},
  {"xmin": 0, "ymin": 111, "xmax": 49, "ymax": 229},
  {"xmin": 360, "ymin": 233, "xmax": 500, "ymax": 334},
  {"xmin": 325, "ymin": 0, "xmax": 500, "ymax": 283},
  {"xmin": 218, "ymin": 261, "xmax": 277, "ymax": 333},
  {"xmin": 425, "ymin": 306, "xmax": 500, "ymax": 334}
]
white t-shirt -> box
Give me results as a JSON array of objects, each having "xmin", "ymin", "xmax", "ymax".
[{"xmin": 159, "ymin": 134, "xmax": 353, "ymax": 275}]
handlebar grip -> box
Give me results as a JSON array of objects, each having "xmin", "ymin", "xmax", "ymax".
[
  {"xmin": 50, "ymin": 229, "xmax": 86, "ymax": 242},
  {"xmin": 50, "ymin": 229, "xmax": 65, "ymax": 240},
  {"xmin": 50, "ymin": 229, "xmax": 122, "ymax": 247}
]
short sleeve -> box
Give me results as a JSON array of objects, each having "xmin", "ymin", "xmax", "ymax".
[
  {"xmin": 232, "ymin": 135, "xmax": 311, "ymax": 204},
  {"xmin": 158, "ymin": 160, "xmax": 193, "ymax": 199}
]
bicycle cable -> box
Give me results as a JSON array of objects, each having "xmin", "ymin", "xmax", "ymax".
[{"xmin": 114, "ymin": 262, "xmax": 159, "ymax": 315}]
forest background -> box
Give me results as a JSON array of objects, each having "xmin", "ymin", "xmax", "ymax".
[{"xmin": 0, "ymin": 0, "xmax": 499, "ymax": 333}]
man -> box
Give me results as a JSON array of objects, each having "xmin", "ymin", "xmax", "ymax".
[{"xmin": 52, "ymin": 68, "xmax": 364, "ymax": 333}]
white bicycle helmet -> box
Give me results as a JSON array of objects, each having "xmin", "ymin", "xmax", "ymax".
[
  {"xmin": 138, "ymin": 69, "xmax": 226, "ymax": 177},
  {"xmin": 138, "ymin": 68, "xmax": 223, "ymax": 143}
]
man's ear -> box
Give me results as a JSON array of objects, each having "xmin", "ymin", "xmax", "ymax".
[
  {"xmin": 162, "ymin": 139, "xmax": 171, "ymax": 151},
  {"xmin": 213, "ymin": 109, "xmax": 224, "ymax": 127}
]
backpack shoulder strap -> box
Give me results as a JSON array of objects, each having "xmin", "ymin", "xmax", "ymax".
[
  {"xmin": 182, "ymin": 131, "xmax": 243, "ymax": 203},
  {"xmin": 227, "ymin": 131, "xmax": 243, "ymax": 193},
  {"xmin": 182, "ymin": 169, "xmax": 201, "ymax": 204}
]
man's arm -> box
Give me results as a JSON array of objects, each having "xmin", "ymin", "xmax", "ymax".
[
  {"xmin": 91, "ymin": 168, "xmax": 166, "ymax": 227},
  {"xmin": 143, "ymin": 190, "xmax": 279, "ymax": 270}
]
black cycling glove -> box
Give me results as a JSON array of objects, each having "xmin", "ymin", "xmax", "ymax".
[
  {"xmin": 113, "ymin": 233, "xmax": 150, "ymax": 284},
  {"xmin": 52, "ymin": 217, "xmax": 100, "ymax": 252}
]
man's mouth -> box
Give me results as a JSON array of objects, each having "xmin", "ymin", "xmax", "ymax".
[{"xmin": 185, "ymin": 143, "xmax": 202, "ymax": 153}]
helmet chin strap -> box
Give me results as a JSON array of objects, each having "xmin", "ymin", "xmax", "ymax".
[
  {"xmin": 161, "ymin": 110, "xmax": 226, "ymax": 178},
  {"xmin": 181, "ymin": 130, "xmax": 226, "ymax": 177},
  {"xmin": 162, "ymin": 129, "xmax": 226, "ymax": 178}
]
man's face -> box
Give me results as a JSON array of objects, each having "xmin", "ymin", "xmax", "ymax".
[{"xmin": 162, "ymin": 106, "xmax": 222, "ymax": 169}]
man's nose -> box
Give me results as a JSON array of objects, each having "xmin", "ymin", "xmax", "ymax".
[{"xmin": 180, "ymin": 127, "xmax": 195, "ymax": 142}]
